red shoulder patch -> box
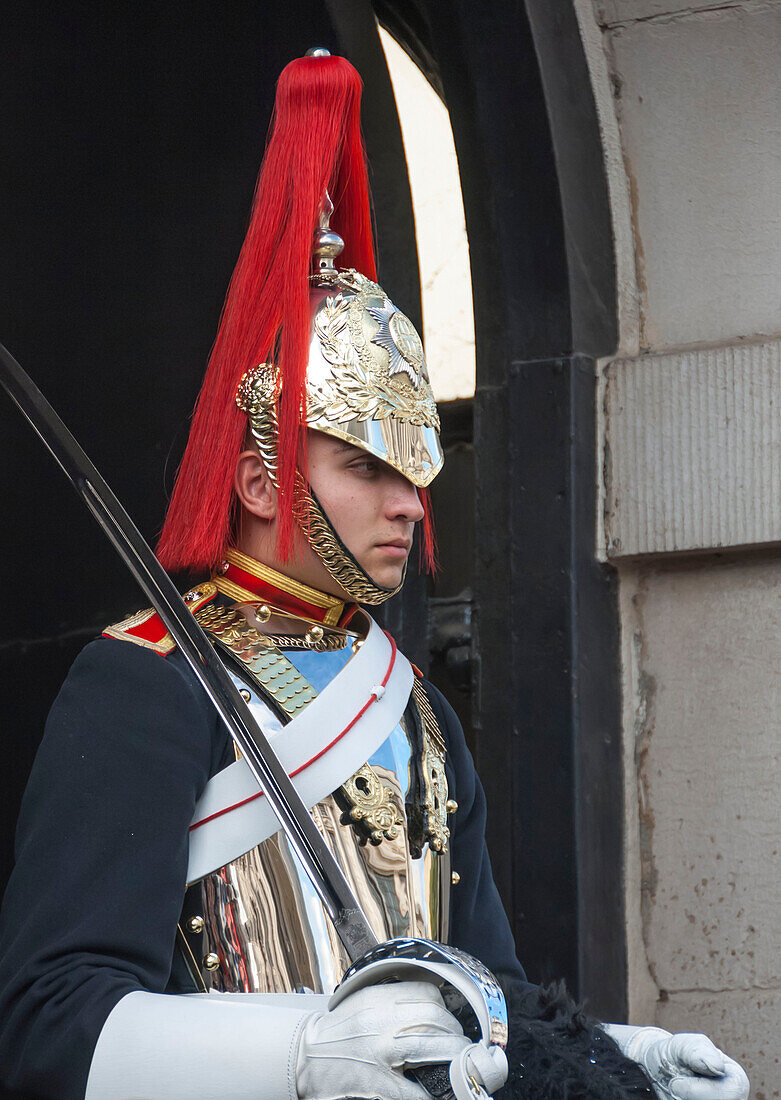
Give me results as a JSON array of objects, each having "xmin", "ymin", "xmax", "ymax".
[{"xmin": 103, "ymin": 582, "xmax": 217, "ymax": 655}]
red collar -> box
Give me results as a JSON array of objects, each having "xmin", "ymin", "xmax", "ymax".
[{"xmin": 213, "ymin": 548, "xmax": 358, "ymax": 628}]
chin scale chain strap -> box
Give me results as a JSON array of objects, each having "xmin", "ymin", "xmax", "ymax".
[
  {"xmin": 237, "ymin": 380, "xmax": 405, "ymax": 606},
  {"xmin": 294, "ymin": 485, "xmax": 406, "ymax": 606}
]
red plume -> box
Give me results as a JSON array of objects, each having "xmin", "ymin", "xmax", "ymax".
[
  {"xmin": 419, "ymin": 487, "xmax": 439, "ymax": 575},
  {"xmin": 157, "ymin": 55, "xmax": 376, "ymax": 572}
]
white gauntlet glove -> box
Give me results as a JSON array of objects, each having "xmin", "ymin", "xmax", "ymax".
[
  {"xmin": 603, "ymin": 1024, "xmax": 749, "ymax": 1100},
  {"xmin": 295, "ymin": 981, "xmax": 472, "ymax": 1100}
]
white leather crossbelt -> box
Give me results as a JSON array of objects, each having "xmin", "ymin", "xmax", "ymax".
[{"xmin": 187, "ymin": 616, "xmax": 413, "ymax": 883}]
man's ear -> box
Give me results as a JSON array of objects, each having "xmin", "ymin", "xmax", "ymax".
[{"xmin": 234, "ymin": 450, "xmax": 277, "ymax": 520}]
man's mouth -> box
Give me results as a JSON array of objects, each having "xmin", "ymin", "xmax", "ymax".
[{"xmin": 375, "ymin": 538, "xmax": 411, "ymax": 558}]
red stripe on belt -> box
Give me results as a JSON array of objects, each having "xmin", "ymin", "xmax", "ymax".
[{"xmin": 189, "ymin": 634, "xmax": 399, "ymax": 831}]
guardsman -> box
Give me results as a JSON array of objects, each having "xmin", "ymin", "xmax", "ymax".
[{"xmin": 0, "ymin": 51, "xmax": 748, "ymax": 1100}]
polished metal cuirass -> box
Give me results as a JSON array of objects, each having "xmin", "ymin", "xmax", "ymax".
[{"xmin": 193, "ymin": 719, "xmax": 450, "ymax": 995}]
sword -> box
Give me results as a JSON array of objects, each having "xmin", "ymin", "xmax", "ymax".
[
  {"xmin": 0, "ymin": 339, "xmax": 374, "ymax": 962},
  {"xmin": 0, "ymin": 341, "xmax": 507, "ymax": 1099}
]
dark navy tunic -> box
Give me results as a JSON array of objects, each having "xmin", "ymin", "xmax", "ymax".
[{"xmin": 0, "ymin": 636, "xmax": 524, "ymax": 1100}]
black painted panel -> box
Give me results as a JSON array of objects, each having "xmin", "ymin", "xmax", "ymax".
[{"xmin": 379, "ymin": 0, "xmax": 626, "ymax": 1015}]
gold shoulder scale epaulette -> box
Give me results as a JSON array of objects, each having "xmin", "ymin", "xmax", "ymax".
[{"xmin": 102, "ymin": 582, "xmax": 217, "ymax": 655}]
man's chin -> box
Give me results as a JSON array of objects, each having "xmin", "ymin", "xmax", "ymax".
[{"xmin": 360, "ymin": 557, "xmax": 406, "ymax": 592}]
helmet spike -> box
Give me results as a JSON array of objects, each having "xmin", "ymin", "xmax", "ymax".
[{"xmin": 312, "ymin": 192, "xmax": 345, "ymax": 274}]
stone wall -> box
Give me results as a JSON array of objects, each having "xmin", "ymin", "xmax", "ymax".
[{"xmin": 577, "ymin": 1, "xmax": 781, "ymax": 1093}]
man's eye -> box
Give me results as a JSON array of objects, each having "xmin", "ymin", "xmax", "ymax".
[{"xmin": 351, "ymin": 459, "xmax": 378, "ymax": 474}]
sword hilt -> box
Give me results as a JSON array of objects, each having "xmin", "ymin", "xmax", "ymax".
[{"xmin": 332, "ymin": 937, "xmax": 509, "ymax": 1100}]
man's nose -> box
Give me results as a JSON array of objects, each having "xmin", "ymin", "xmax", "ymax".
[{"xmin": 386, "ymin": 476, "xmax": 425, "ymax": 522}]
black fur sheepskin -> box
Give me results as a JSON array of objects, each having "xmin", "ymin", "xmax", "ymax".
[{"xmin": 500, "ymin": 980, "xmax": 655, "ymax": 1100}]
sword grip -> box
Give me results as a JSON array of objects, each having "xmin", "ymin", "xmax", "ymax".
[{"xmin": 412, "ymin": 1064, "xmax": 456, "ymax": 1100}]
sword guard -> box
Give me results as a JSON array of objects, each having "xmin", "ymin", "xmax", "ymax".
[{"xmin": 331, "ymin": 937, "xmax": 509, "ymax": 1100}]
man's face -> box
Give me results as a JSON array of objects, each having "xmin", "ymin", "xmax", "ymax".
[{"xmin": 307, "ymin": 431, "xmax": 424, "ymax": 591}]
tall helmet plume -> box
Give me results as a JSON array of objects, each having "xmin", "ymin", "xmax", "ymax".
[{"xmin": 157, "ymin": 54, "xmax": 376, "ymax": 572}]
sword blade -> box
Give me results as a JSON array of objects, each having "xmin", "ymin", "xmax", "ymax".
[{"xmin": 0, "ymin": 341, "xmax": 377, "ymax": 962}]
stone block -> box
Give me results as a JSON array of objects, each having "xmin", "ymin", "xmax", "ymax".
[
  {"xmin": 607, "ymin": 4, "xmax": 781, "ymax": 348},
  {"xmin": 603, "ymin": 341, "xmax": 781, "ymax": 557},
  {"xmin": 624, "ymin": 555, "xmax": 781, "ymax": 995}
]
